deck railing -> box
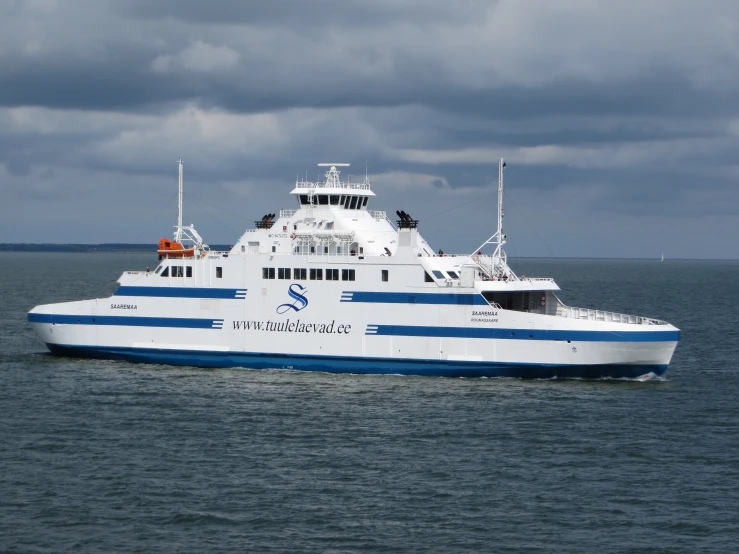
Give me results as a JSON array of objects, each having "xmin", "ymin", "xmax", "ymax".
[
  {"xmin": 294, "ymin": 181, "xmax": 371, "ymax": 190},
  {"xmin": 204, "ymin": 250, "xmax": 230, "ymax": 259},
  {"xmin": 555, "ymin": 305, "xmax": 666, "ymax": 325},
  {"xmin": 368, "ymin": 210, "xmax": 397, "ymax": 229}
]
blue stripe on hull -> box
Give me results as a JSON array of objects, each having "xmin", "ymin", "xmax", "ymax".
[
  {"xmin": 114, "ymin": 286, "xmax": 246, "ymax": 299},
  {"xmin": 341, "ymin": 291, "xmax": 488, "ymax": 305},
  {"xmin": 367, "ymin": 324, "xmax": 679, "ymax": 343},
  {"xmin": 29, "ymin": 313, "xmax": 222, "ymax": 329},
  {"xmin": 44, "ymin": 344, "xmax": 668, "ymax": 379}
]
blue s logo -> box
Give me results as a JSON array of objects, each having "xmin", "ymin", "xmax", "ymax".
[{"xmin": 276, "ymin": 283, "xmax": 309, "ymax": 314}]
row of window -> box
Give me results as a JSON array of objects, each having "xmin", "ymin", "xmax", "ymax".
[
  {"xmin": 298, "ymin": 195, "xmax": 369, "ymax": 210},
  {"xmin": 294, "ymin": 245, "xmax": 364, "ymax": 255},
  {"xmin": 157, "ymin": 265, "xmax": 223, "ymax": 278},
  {"xmin": 158, "ymin": 265, "xmax": 455, "ymax": 284},
  {"xmin": 159, "ymin": 265, "xmax": 193, "ymax": 278},
  {"xmin": 263, "ymin": 267, "xmax": 357, "ymax": 281}
]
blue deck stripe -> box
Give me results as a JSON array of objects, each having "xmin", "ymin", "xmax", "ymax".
[
  {"xmin": 43, "ymin": 343, "xmax": 669, "ymax": 379},
  {"xmin": 367, "ymin": 324, "xmax": 679, "ymax": 343},
  {"xmin": 114, "ymin": 286, "xmax": 246, "ymax": 299},
  {"xmin": 342, "ymin": 291, "xmax": 488, "ymax": 305},
  {"xmin": 28, "ymin": 313, "xmax": 222, "ymax": 329}
]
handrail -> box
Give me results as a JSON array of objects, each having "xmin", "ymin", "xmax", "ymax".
[
  {"xmin": 294, "ymin": 182, "xmax": 371, "ymax": 190},
  {"xmin": 204, "ymin": 250, "xmax": 230, "ymax": 259},
  {"xmin": 555, "ymin": 304, "xmax": 667, "ymax": 325}
]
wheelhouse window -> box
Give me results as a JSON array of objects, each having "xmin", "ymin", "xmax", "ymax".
[
  {"xmin": 160, "ymin": 267, "xmax": 169, "ymax": 277},
  {"xmin": 329, "ymin": 195, "xmax": 340, "ymax": 205},
  {"xmin": 172, "ymin": 266, "xmax": 184, "ymax": 277},
  {"xmin": 300, "ymin": 194, "xmax": 309, "ymax": 205},
  {"xmin": 186, "ymin": 266, "xmax": 193, "ymax": 278},
  {"xmin": 263, "ymin": 267, "xmax": 275, "ymax": 279},
  {"xmin": 318, "ymin": 195, "xmax": 328, "ymax": 205},
  {"xmin": 278, "ymin": 268, "xmax": 291, "ymax": 279},
  {"xmin": 447, "ymin": 271, "xmax": 459, "ymax": 279},
  {"xmin": 216, "ymin": 267, "xmax": 223, "ymax": 279},
  {"xmin": 432, "ymin": 270, "xmax": 445, "ymax": 280},
  {"xmin": 349, "ymin": 197, "xmax": 358, "ymax": 209},
  {"xmin": 310, "ymin": 268, "xmax": 323, "ymax": 280},
  {"xmin": 424, "ymin": 271, "xmax": 433, "ymax": 282},
  {"xmin": 341, "ymin": 269, "xmax": 355, "ymax": 281},
  {"xmin": 362, "ymin": 197, "xmax": 369, "ymax": 207},
  {"xmin": 326, "ymin": 269, "xmax": 339, "ymax": 281},
  {"xmin": 344, "ymin": 196, "xmax": 351, "ymax": 209},
  {"xmin": 154, "ymin": 265, "xmax": 163, "ymax": 274}
]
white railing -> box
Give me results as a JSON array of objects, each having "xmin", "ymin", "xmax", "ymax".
[
  {"xmin": 368, "ymin": 210, "xmax": 396, "ymax": 229},
  {"xmin": 556, "ymin": 305, "xmax": 666, "ymax": 325},
  {"xmin": 205, "ymin": 250, "xmax": 230, "ymax": 259},
  {"xmin": 280, "ymin": 209, "xmax": 296, "ymax": 218},
  {"xmin": 294, "ymin": 181, "xmax": 371, "ymax": 190}
]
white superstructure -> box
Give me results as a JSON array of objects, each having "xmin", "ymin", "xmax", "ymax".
[{"xmin": 28, "ymin": 160, "xmax": 679, "ymax": 378}]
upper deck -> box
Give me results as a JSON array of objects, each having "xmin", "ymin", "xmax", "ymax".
[
  {"xmin": 289, "ymin": 164, "xmax": 375, "ymax": 197},
  {"xmin": 158, "ymin": 161, "xmax": 565, "ymax": 295}
]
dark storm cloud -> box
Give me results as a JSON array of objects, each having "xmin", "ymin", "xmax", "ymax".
[
  {"xmin": 1, "ymin": 0, "xmax": 738, "ymax": 257},
  {"xmin": 0, "ymin": 57, "xmax": 186, "ymax": 112},
  {"xmin": 117, "ymin": 0, "xmax": 488, "ymax": 27},
  {"xmin": 1, "ymin": 1, "xmax": 735, "ymax": 124},
  {"xmin": 2, "ymin": 27, "xmax": 736, "ymax": 128}
]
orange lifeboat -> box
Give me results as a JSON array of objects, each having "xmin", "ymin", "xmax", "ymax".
[{"xmin": 157, "ymin": 237, "xmax": 194, "ymax": 258}]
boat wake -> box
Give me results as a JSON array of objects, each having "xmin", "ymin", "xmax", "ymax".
[{"xmin": 630, "ymin": 371, "xmax": 669, "ymax": 382}]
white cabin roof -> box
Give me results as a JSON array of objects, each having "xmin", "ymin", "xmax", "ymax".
[{"xmin": 289, "ymin": 164, "xmax": 376, "ymax": 196}]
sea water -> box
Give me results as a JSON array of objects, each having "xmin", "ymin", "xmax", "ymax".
[{"xmin": 1, "ymin": 253, "xmax": 737, "ymax": 552}]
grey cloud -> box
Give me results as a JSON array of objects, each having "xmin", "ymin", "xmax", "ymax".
[
  {"xmin": 0, "ymin": 0, "xmax": 738, "ymax": 257},
  {"xmin": 2, "ymin": 1, "xmax": 737, "ymax": 122},
  {"xmin": 117, "ymin": 0, "xmax": 489, "ymax": 27}
]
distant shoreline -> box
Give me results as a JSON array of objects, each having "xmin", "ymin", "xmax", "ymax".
[
  {"xmin": 0, "ymin": 244, "xmax": 735, "ymax": 260},
  {"xmin": 0, "ymin": 243, "xmax": 233, "ymax": 253}
]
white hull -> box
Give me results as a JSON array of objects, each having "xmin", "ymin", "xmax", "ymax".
[
  {"xmin": 29, "ymin": 161, "xmax": 679, "ymax": 379},
  {"xmin": 29, "ymin": 256, "xmax": 678, "ymax": 379}
]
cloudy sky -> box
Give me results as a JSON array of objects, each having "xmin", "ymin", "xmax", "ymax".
[{"xmin": 1, "ymin": 0, "xmax": 738, "ymax": 258}]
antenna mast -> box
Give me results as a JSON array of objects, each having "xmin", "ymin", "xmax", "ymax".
[
  {"xmin": 493, "ymin": 157, "xmax": 506, "ymax": 259},
  {"xmin": 469, "ymin": 157, "xmax": 516, "ymax": 279},
  {"xmin": 175, "ymin": 158, "xmax": 183, "ymax": 242}
]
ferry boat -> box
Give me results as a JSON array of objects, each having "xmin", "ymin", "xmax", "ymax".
[{"xmin": 28, "ymin": 159, "xmax": 680, "ymax": 378}]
